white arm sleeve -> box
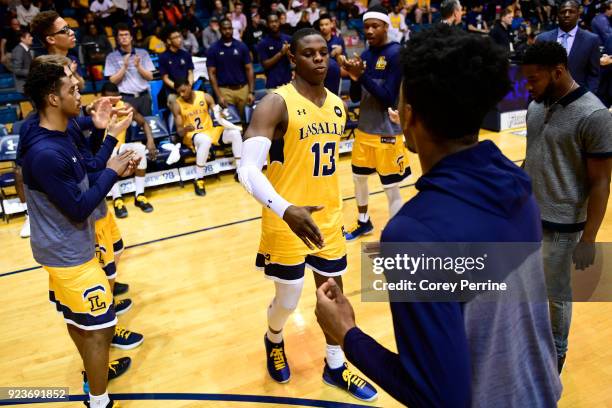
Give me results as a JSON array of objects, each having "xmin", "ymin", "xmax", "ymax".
[
  {"xmin": 213, "ymin": 104, "xmax": 242, "ymax": 130},
  {"xmin": 238, "ymin": 136, "xmax": 292, "ymax": 218}
]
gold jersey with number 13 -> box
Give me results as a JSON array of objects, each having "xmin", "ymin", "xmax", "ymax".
[{"xmin": 259, "ymin": 83, "xmax": 347, "ymax": 257}]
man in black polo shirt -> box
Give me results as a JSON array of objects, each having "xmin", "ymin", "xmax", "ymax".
[
  {"xmin": 207, "ymin": 19, "xmax": 255, "ymax": 121},
  {"xmin": 159, "ymin": 26, "xmax": 194, "ymax": 109}
]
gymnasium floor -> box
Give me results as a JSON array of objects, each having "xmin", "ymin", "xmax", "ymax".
[{"xmin": 0, "ymin": 129, "xmax": 611, "ymax": 407}]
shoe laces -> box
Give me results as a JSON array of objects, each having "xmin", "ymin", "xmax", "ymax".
[
  {"xmin": 114, "ymin": 199, "xmax": 125, "ymax": 209},
  {"xmin": 114, "ymin": 326, "xmax": 132, "ymax": 340},
  {"xmin": 196, "ymin": 179, "xmax": 205, "ymax": 189},
  {"xmin": 270, "ymin": 347, "xmax": 286, "ymax": 371},
  {"xmin": 109, "ymin": 360, "xmax": 120, "ymax": 375},
  {"xmin": 136, "ymin": 195, "xmax": 149, "ymax": 204},
  {"xmin": 347, "ymin": 222, "xmax": 362, "ymax": 234},
  {"xmin": 341, "ymin": 366, "xmax": 366, "ymax": 389}
]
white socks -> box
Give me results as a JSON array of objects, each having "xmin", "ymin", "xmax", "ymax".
[
  {"xmin": 89, "ymin": 392, "xmax": 110, "ymax": 408},
  {"xmin": 385, "ymin": 185, "xmax": 403, "ymax": 217},
  {"xmin": 266, "ymin": 327, "xmax": 283, "ymax": 343},
  {"xmin": 266, "ymin": 280, "xmax": 304, "ymax": 344},
  {"xmin": 358, "ymin": 212, "xmax": 369, "ymax": 223},
  {"xmin": 110, "ymin": 184, "xmax": 121, "ymax": 200},
  {"xmin": 135, "ymin": 176, "xmax": 145, "ymax": 196},
  {"xmin": 326, "ymin": 344, "xmax": 345, "ymax": 369},
  {"xmin": 353, "ymin": 173, "xmax": 369, "ymax": 207},
  {"xmin": 196, "ymin": 165, "xmax": 205, "ymax": 180}
]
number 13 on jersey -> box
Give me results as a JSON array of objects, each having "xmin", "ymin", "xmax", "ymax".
[{"xmin": 311, "ymin": 141, "xmax": 336, "ymax": 177}]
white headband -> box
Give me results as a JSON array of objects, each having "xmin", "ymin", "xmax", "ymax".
[{"xmin": 363, "ymin": 11, "xmax": 391, "ymax": 25}]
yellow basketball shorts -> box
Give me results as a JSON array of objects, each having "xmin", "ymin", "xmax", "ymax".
[
  {"xmin": 183, "ymin": 126, "xmax": 224, "ymax": 152},
  {"xmin": 351, "ymin": 129, "xmax": 411, "ymax": 186},
  {"xmin": 256, "ymin": 240, "xmax": 347, "ymax": 284},
  {"xmin": 95, "ymin": 211, "xmax": 123, "ymax": 279},
  {"xmin": 45, "ymin": 258, "xmax": 117, "ymax": 330}
]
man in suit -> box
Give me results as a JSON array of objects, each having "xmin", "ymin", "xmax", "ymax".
[
  {"xmin": 536, "ymin": 0, "xmax": 601, "ymax": 92},
  {"xmin": 10, "ymin": 30, "xmax": 33, "ymax": 93},
  {"xmin": 591, "ymin": 0, "xmax": 612, "ymax": 45}
]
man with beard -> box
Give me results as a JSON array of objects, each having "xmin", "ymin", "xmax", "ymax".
[{"xmin": 521, "ymin": 41, "xmax": 612, "ymax": 373}]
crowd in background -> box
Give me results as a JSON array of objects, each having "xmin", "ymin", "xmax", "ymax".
[{"xmin": 0, "ymin": 1, "xmax": 610, "ymax": 96}]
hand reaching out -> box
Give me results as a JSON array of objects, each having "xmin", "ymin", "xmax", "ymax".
[
  {"xmin": 315, "ymin": 278, "xmax": 356, "ymax": 346},
  {"xmin": 283, "ymin": 205, "xmax": 325, "ymax": 250}
]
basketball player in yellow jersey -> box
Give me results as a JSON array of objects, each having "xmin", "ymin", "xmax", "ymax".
[
  {"xmin": 238, "ymin": 28, "xmax": 377, "ymax": 402},
  {"xmin": 389, "ymin": 4, "xmax": 408, "ymax": 43},
  {"xmin": 100, "ymin": 82, "xmax": 157, "ymax": 218},
  {"xmin": 172, "ymin": 78, "xmax": 243, "ymax": 196}
]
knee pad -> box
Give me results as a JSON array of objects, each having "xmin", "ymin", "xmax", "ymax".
[
  {"xmin": 223, "ymin": 129, "xmax": 243, "ymax": 156},
  {"xmin": 134, "ymin": 144, "xmax": 148, "ymax": 170},
  {"xmin": 353, "ymin": 173, "xmax": 369, "ymax": 206},
  {"xmin": 384, "ymin": 184, "xmax": 403, "ymax": 216},
  {"xmin": 222, "ymin": 129, "xmax": 242, "ymax": 144},
  {"xmin": 193, "ymin": 133, "xmax": 212, "ymax": 150},
  {"xmin": 274, "ymin": 280, "xmax": 304, "ymax": 311}
]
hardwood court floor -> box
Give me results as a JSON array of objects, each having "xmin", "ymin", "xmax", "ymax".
[{"xmin": 0, "ymin": 130, "xmax": 610, "ymax": 407}]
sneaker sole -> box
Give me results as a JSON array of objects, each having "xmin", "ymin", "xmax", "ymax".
[
  {"xmin": 345, "ymin": 229, "xmax": 374, "ymax": 242},
  {"xmin": 115, "ymin": 302, "xmax": 133, "ymax": 316},
  {"xmin": 268, "ymin": 372, "xmax": 290, "ymax": 384},
  {"xmin": 322, "ymin": 376, "xmax": 378, "ymax": 402},
  {"xmin": 111, "ymin": 338, "xmax": 144, "ymax": 350}
]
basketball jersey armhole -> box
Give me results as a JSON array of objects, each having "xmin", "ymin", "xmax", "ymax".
[{"xmin": 270, "ymin": 87, "xmax": 291, "ymax": 142}]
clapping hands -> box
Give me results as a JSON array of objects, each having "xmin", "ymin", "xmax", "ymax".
[{"xmin": 340, "ymin": 53, "xmax": 366, "ymax": 81}]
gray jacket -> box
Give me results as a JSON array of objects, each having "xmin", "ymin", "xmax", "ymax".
[{"xmin": 11, "ymin": 43, "xmax": 32, "ymax": 93}]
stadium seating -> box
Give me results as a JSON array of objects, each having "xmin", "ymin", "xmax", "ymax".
[{"xmin": 0, "ymin": 106, "xmax": 18, "ymax": 125}]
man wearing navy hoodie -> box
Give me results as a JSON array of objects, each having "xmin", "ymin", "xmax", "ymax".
[
  {"xmin": 315, "ymin": 25, "xmax": 562, "ymax": 407},
  {"xmin": 342, "ymin": 6, "xmax": 409, "ymax": 241},
  {"xmin": 19, "ymin": 100, "xmax": 146, "ymax": 355},
  {"xmin": 20, "ymin": 55, "xmax": 134, "ymax": 408}
]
